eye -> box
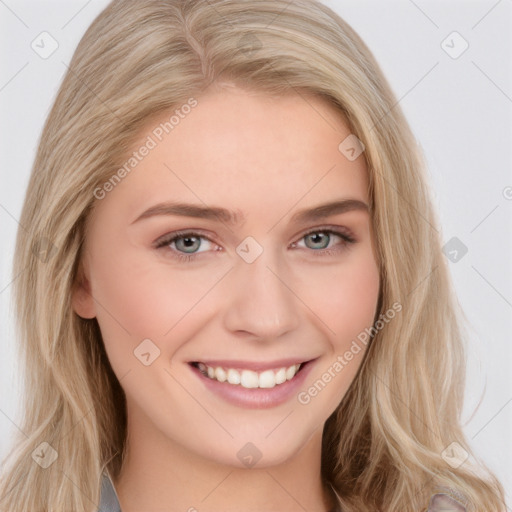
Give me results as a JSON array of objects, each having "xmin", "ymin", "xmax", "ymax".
[
  {"xmin": 154, "ymin": 231, "xmax": 218, "ymax": 262},
  {"xmin": 292, "ymin": 227, "xmax": 356, "ymax": 256},
  {"xmin": 154, "ymin": 226, "xmax": 357, "ymax": 262}
]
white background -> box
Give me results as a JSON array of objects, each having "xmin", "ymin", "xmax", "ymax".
[{"xmin": 1, "ymin": 0, "xmax": 511, "ymax": 504}]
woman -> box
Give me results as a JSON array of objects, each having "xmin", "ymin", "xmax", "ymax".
[{"xmin": 0, "ymin": 0, "xmax": 505, "ymax": 510}]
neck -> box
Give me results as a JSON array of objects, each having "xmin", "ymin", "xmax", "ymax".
[{"xmin": 114, "ymin": 408, "xmax": 336, "ymax": 512}]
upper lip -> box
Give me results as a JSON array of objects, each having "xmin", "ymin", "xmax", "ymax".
[{"xmin": 190, "ymin": 358, "xmax": 315, "ymax": 371}]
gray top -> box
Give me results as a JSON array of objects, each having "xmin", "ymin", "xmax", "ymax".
[{"xmin": 98, "ymin": 473, "xmax": 122, "ymax": 512}]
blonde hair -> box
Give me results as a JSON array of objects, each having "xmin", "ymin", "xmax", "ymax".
[{"xmin": 0, "ymin": 0, "xmax": 505, "ymax": 510}]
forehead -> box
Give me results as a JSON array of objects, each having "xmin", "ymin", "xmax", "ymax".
[{"xmin": 95, "ymin": 86, "xmax": 369, "ymax": 223}]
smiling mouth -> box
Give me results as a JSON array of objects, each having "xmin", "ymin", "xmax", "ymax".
[{"xmin": 190, "ymin": 361, "xmax": 307, "ymax": 389}]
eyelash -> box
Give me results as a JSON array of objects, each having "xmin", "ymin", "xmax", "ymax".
[{"xmin": 154, "ymin": 226, "xmax": 356, "ymax": 263}]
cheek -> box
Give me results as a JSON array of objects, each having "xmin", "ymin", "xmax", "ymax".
[
  {"xmin": 88, "ymin": 246, "xmax": 229, "ymax": 358},
  {"xmin": 303, "ymin": 249, "xmax": 380, "ymax": 344},
  {"xmin": 295, "ymin": 252, "xmax": 379, "ymax": 412}
]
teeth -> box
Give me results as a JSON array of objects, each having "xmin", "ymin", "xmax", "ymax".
[
  {"xmin": 240, "ymin": 370, "xmax": 259, "ymax": 388},
  {"xmin": 215, "ymin": 367, "xmax": 227, "ymax": 382},
  {"xmin": 259, "ymin": 369, "xmax": 276, "ymax": 388},
  {"xmin": 196, "ymin": 363, "xmax": 302, "ymax": 388},
  {"xmin": 275, "ymin": 367, "xmax": 287, "ymax": 385},
  {"xmin": 286, "ymin": 365, "xmax": 298, "ymax": 380},
  {"xmin": 227, "ymin": 368, "xmax": 241, "ymax": 385}
]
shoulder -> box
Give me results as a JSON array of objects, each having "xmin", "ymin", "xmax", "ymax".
[{"xmin": 427, "ymin": 492, "xmax": 467, "ymax": 511}]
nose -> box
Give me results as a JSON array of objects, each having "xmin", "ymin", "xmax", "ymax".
[{"xmin": 221, "ymin": 245, "xmax": 300, "ymax": 341}]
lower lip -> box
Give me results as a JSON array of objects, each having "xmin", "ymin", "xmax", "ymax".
[{"xmin": 190, "ymin": 360, "xmax": 315, "ymax": 409}]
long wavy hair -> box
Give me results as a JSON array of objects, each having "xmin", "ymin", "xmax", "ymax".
[{"xmin": 0, "ymin": 0, "xmax": 505, "ymax": 510}]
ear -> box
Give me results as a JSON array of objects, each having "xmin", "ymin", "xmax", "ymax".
[{"xmin": 71, "ymin": 259, "xmax": 96, "ymax": 319}]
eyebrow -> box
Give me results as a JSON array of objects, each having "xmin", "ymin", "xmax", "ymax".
[{"xmin": 130, "ymin": 198, "xmax": 369, "ymax": 226}]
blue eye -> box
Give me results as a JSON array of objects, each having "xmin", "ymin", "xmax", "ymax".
[
  {"xmin": 155, "ymin": 227, "xmax": 356, "ymax": 262},
  {"xmin": 155, "ymin": 231, "xmax": 216, "ymax": 262},
  {"xmin": 301, "ymin": 230, "xmax": 348, "ymax": 250}
]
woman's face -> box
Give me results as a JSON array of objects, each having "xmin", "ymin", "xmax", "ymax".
[{"xmin": 73, "ymin": 84, "xmax": 380, "ymax": 468}]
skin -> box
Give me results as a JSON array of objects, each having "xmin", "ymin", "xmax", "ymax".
[{"xmin": 73, "ymin": 83, "xmax": 380, "ymax": 512}]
